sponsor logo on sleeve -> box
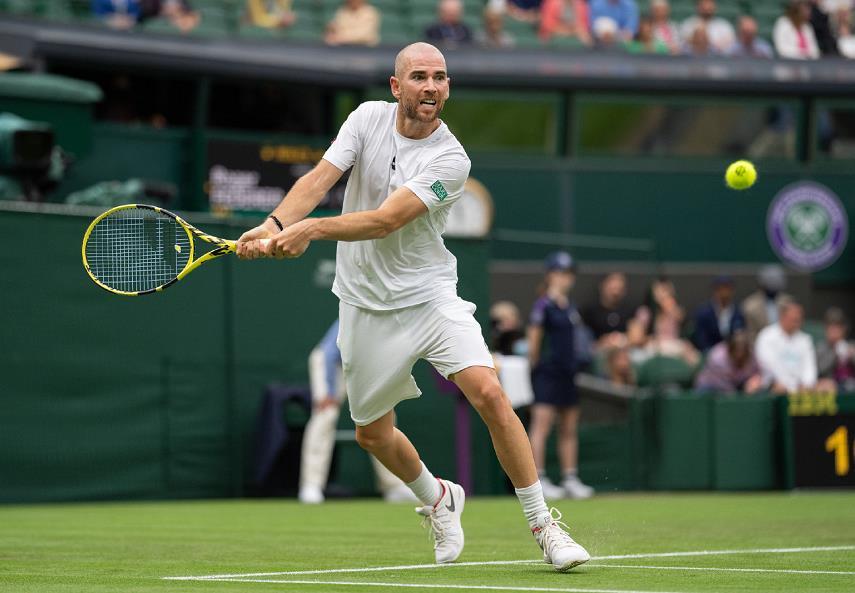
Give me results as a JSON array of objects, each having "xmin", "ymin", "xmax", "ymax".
[{"xmin": 431, "ymin": 180, "xmax": 448, "ymax": 201}]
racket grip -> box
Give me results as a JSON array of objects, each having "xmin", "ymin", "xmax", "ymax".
[{"xmin": 259, "ymin": 238, "xmax": 271, "ymax": 248}]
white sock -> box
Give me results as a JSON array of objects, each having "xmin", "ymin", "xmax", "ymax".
[
  {"xmin": 515, "ymin": 481, "xmax": 551, "ymax": 529},
  {"xmin": 406, "ymin": 462, "xmax": 442, "ymax": 506}
]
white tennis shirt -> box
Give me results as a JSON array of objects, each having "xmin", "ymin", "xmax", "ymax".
[{"xmin": 322, "ymin": 101, "xmax": 471, "ymax": 311}]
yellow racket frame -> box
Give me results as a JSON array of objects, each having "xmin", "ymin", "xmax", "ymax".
[{"xmin": 82, "ymin": 204, "xmax": 236, "ymax": 296}]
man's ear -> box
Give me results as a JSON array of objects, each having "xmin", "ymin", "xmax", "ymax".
[{"xmin": 390, "ymin": 75, "xmax": 401, "ymax": 100}]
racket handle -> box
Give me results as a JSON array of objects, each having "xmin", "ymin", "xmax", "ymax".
[{"xmin": 259, "ymin": 238, "xmax": 271, "ymax": 248}]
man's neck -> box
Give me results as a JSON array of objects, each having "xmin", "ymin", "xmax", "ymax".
[{"xmin": 396, "ymin": 112, "xmax": 440, "ymax": 140}]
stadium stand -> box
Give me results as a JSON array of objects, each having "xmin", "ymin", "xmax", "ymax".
[{"xmin": 0, "ymin": 0, "xmax": 822, "ymax": 52}]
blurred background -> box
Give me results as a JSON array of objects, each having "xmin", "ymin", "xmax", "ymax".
[{"xmin": 1, "ymin": 0, "xmax": 854, "ymax": 505}]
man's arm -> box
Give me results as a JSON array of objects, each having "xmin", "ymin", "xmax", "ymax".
[
  {"xmin": 258, "ymin": 185, "xmax": 428, "ymax": 259},
  {"xmin": 236, "ymin": 159, "xmax": 344, "ymax": 258}
]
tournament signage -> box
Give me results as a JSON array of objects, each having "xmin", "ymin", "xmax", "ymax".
[
  {"xmin": 766, "ymin": 181, "xmax": 849, "ymax": 271},
  {"xmin": 206, "ymin": 139, "xmax": 346, "ymax": 213}
]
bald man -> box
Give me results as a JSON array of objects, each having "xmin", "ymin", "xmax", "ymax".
[{"xmin": 236, "ymin": 43, "xmax": 589, "ymax": 571}]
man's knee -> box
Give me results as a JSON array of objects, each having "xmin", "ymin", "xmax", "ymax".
[
  {"xmin": 469, "ymin": 381, "xmax": 511, "ymax": 417},
  {"xmin": 355, "ymin": 424, "xmax": 394, "ymax": 452}
]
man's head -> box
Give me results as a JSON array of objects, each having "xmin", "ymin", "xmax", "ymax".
[
  {"xmin": 758, "ymin": 264, "xmax": 787, "ymax": 297},
  {"xmin": 696, "ymin": 0, "xmax": 716, "ymax": 19},
  {"xmin": 824, "ymin": 307, "xmax": 849, "ymax": 344},
  {"xmin": 600, "ymin": 272, "xmax": 627, "ymax": 307},
  {"xmin": 712, "ymin": 275, "xmax": 735, "ymax": 307},
  {"xmin": 438, "ymin": 0, "xmax": 464, "ymax": 25},
  {"xmin": 778, "ymin": 300, "xmax": 804, "ymax": 335},
  {"xmin": 345, "ymin": 0, "xmax": 365, "ymax": 9},
  {"xmin": 391, "ymin": 43, "xmax": 449, "ymax": 125},
  {"xmin": 738, "ymin": 15, "xmax": 758, "ymax": 44},
  {"xmin": 651, "ymin": 0, "xmax": 671, "ymax": 21},
  {"xmin": 593, "ymin": 16, "xmax": 618, "ymax": 46},
  {"xmin": 490, "ymin": 300, "xmax": 521, "ymax": 332}
]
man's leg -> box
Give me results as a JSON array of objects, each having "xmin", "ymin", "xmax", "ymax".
[
  {"xmin": 355, "ymin": 411, "xmax": 464, "ymax": 563},
  {"xmin": 451, "ymin": 366, "xmax": 538, "ymax": 487},
  {"xmin": 451, "ymin": 365, "xmax": 589, "ymax": 571},
  {"xmin": 298, "ymin": 402, "xmax": 340, "ymax": 503}
]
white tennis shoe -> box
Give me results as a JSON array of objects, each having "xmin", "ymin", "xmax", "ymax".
[
  {"xmin": 532, "ymin": 508, "xmax": 590, "ymax": 572},
  {"xmin": 415, "ymin": 479, "xmax": 465, "ymax": 563}
]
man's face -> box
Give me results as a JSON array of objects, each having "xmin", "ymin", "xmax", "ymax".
[
  {"xmin": 739, "ymin": 17, "xmax": 757, "ymax": 42},
  {"xmin": 439, "ymin": 0, "xmax": 462, "ymax": 24},
  {"xmin": 780, "ymin": 305, "xmax": 804, "ymax": 334},
  {"xmin": 391, "ymin": 51, "xmax": 450, "ymax": 124},
  {"xmin": 698, "ymin": 0, "xmax": 716, "ymax": 18},
  {"xmin": 602, "ymin": 274, "xmax": 626, "ymax": 303},
  {"xmin": 714, "ymin": 284, "xmax": 734, "ymax": 306}
]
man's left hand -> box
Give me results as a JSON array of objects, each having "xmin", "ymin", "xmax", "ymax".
[{"xmin": 266, "ymin": 219, "xmax": 314, "ymax": 259}]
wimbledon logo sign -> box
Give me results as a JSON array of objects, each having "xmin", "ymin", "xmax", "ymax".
[{"xmin": 767, "ymin": 181, "xmax": 848, "ymax": 271}]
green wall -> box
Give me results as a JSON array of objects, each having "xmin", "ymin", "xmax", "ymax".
[{"xmin": 0, "ymin": 206, "xmax": 489, "ymax": 503}]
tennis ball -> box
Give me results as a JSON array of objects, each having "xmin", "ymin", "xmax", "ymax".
[
  {"xmin": 174, "ymin": 244, "xmax": 182, "ymax": 253},
  {"xmin": 725, "ymin": 160, "xmax": 757, "ymax": 190}
]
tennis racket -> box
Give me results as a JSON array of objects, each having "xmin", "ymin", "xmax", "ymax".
[{"xmin": 82, "ymin": 204, "xmax": 268, "ymax": 296}]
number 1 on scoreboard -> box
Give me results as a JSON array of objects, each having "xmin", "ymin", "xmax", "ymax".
[{"xmin": 825, "ymin": 426, "xmax": 850, "ymax": 477}]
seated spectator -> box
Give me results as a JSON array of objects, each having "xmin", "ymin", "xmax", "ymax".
[
  {"xmin": 810, "ymin": 0, "xmax": 839, "ymax": 55},
  {"xmin": 505, "ymin": 0, "xmax": 543, "ymax": 23},
  {"xmin": 592, "ymin": 15, "xmax": 622, "ymax": 48},
  {"xmin": 774, "ymin": 0, "xmax": 821, "ymax": 59},
  {"xmin": 684, "ymin": 24, "xmax": 716, "ymax": 55},
  {"xmin": 639, "ymin": 275, "xmax": 685, "ymax": 334},
  {"xmin": 816, "ymin": 308, "xmax": 855, "ymax": 392},
  {"xmin": 831, "ymin": 4, "xmax": 855, "ymax": 57},
  {"xmin": 755, "ymin": 300, "xmax": 819, "ymax": 394},
  {"xmin": 325, "ymin": 0, "xmax": 380, "ymax": 47},
  {"xmin": 691, "ymin": 275, "xmax": 746, "ymax": 353},
  {"xmin": 650, "ymin": 0, "xmax": 681, "ymax": 53},
  {"xmin": 626, "ymin": 14, "xmax": 670, "ymax": 53},
  {"xmin": 695, "ymin": 331, "xmax": 763, "ymax": 394},
  {"xmin": 742, "ymin": 265, "xmax": 792, "ymax": 341},
  {"xmin": 425, "ymin": 0, "xmax": 473, "ymax": 47},
  {"xmin": 605, "ymin": 346, "xmax": 636, "ymax": 387},
  {"xmin": 490, "ymin": 300, "xmax": 527, "ymax": 355},
  {"xmin": 637, "ymin": 313, "xmax": 700, "ymax": 367},
  {"xmin": 93, "ymin": 0, "xmax": 142, "ymax": 29},
  {"xmin": 154, "ymin": 0, "xmax": 199, "ymax": 32},
  {"xmin": 590, "ymin": 0, "xmax": 639, "ymax": 41},
  {"xmin": 246, "ymin": 0, "xmax": 296, "ymax": 29},
  {"xmin": 730, "ymin": 15, "xmax": 775, "ymax": 57},
  {"xmin": 680, "ymin": 0, "xmax": 735, "ymax": 54},
  {"xmin": 539, "ymin": 0, "xmax": 591, "ymax": 44},
  {"xmin": 477, "ymin": 7, "xmax": 516, "ymax": 48},
  {"xmin": 582, "ymin": 272, "xmax": 636, "ymax": 349}
]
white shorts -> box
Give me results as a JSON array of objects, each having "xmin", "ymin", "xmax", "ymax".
[{"xmin": 337, "ymin": 294, "xmax": 495, "ymax": 426}]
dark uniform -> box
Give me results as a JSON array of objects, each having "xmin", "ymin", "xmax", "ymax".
[{"xmin": 529, "ymin": 295, "xmax": 581, "ymax": 407}]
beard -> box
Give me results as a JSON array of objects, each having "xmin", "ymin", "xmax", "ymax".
[{"xmin": 402, "ymin": 95, "xmax": 444, "ymax": 122}]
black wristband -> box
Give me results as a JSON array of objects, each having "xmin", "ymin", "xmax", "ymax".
[{"xmin": 268, "ymin": 215, "xmax": 284, "ymax": 231}]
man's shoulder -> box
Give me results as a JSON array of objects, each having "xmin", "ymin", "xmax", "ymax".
[{"xmin": 354, "ymin": 100, "xmax": 395, "ymax": 119}]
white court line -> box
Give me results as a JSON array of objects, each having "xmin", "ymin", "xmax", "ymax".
[
  {"xmin": 188, "ymin": 578, "xmax": 692, "ymax": 593},
  {"xmin": 589, "ymin": 564, "xmax": 855, "ymax": 576},
  {"xmin": 163, "ymin": 545, "xmax": 855, "ymax": 581}
]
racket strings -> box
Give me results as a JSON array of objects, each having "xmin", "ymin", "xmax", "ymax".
[{"xmin": 85, "ymin": 208, "xmax": 191, "ymax": 293}]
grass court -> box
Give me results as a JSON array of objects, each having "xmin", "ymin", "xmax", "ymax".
[{"xmin": 2, "ymin": 492, "xmax": 854, "ymax": 593}]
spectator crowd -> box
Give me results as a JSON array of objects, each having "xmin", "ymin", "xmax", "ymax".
[
  {"xmin": 84, "ymin": 0, "xmax": 855, "ymax": 59},
  {"xmin": 490, "ymin": 260, "xmax": 855, "ymax": 398}
]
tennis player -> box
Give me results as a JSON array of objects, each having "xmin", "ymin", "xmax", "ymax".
[{"xmin": 236, "ymin": 42, "xmax": 589, "ymax": 571}]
